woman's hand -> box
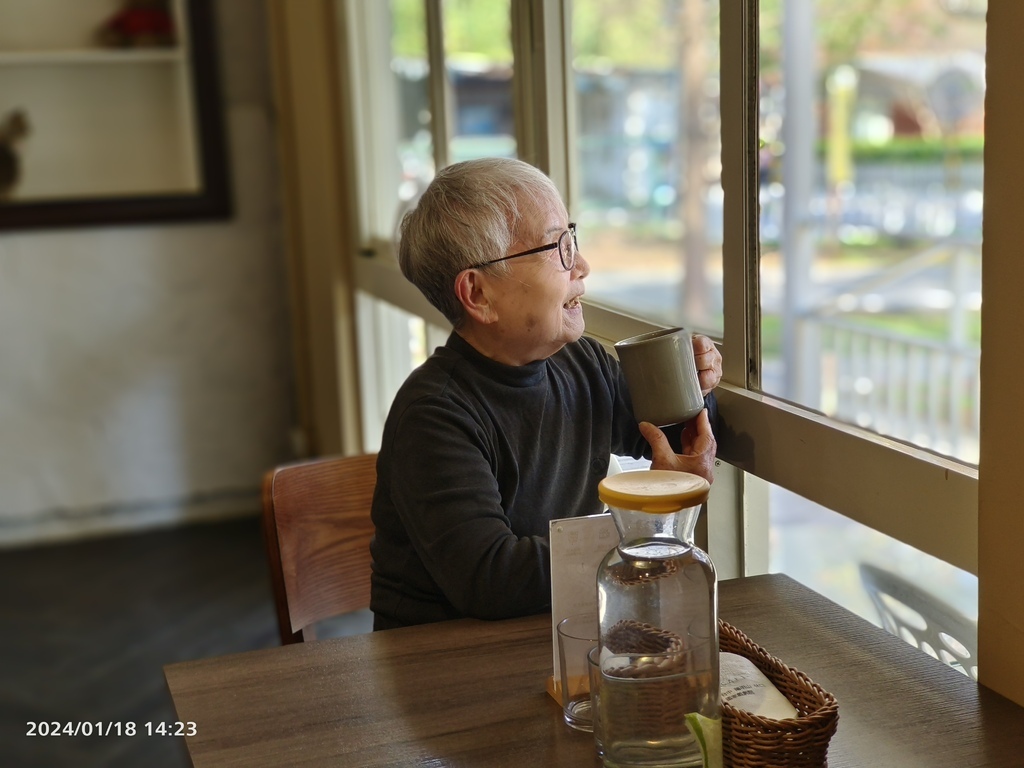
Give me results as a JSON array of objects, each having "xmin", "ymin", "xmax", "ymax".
[
  {"xmin": 693, "ymin": 334, "xmax": 722, "ymax": 396},
  {"xmin": 640, "ymin": 409, "xmax": 717, "ymax": 484}
]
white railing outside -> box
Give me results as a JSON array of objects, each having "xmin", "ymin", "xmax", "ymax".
[{"xmin": 802, "ymin": 316, "xmax": 980, "ymax": 463}]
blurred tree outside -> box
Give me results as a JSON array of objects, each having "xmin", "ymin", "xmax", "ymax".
[{"xmin": 392, "ymin": 0, "xmax": 512, "ymax": 62}]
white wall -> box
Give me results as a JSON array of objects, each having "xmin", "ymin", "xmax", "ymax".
[{"xmin": 0, "ymin": 0, "xmax": 294, "ymax": 546}]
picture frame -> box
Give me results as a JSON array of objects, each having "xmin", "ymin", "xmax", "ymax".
[{"xmin": 0, "ymin": 0, "xmax": 231, "ymax": 230}]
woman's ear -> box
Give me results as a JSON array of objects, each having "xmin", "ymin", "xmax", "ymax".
[{"xmin": 454, "ymin": 269, "xmax": 498, "ymax": 325}]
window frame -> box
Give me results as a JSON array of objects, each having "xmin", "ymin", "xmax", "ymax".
[
  {"xmin": 278, "ymin": 0, "xmax": 1024, "ymax": 703},
  {"xmin": 338, "ymin": 0, "xmax": 978, "ymax": 578}
]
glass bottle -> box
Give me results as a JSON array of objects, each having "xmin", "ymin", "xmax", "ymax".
[{"xmin": 595, "ymin": 470, "xmax": 721, "ymax": 768}]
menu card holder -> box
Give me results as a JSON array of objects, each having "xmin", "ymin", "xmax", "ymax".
[{"xmin": 547, "ymin": 512, "xmax": 618, "ymax": 701}]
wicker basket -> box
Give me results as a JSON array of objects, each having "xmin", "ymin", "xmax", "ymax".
[{"xmin": 720, "ymin": 619, "xmax": 839, "ymax": 767}]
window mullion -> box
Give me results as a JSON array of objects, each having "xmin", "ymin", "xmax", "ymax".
[
  {"xmin": 424, "ymin": 0, "xmax": 450, "ymax": 170},
  {"xmin": 719, "ymin": 0, "xmax": 760, "ymax": 390},
  {"xmin": 712, "ymin": 0, "xmax": 766, "ymax": 576},
  {"xmin": 510, "ymin": 0, "xmax": 572, "ymax": 199}
]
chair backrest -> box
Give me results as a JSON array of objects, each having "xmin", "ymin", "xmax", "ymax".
[
  {"xmin": 261, "ymin": 453, "xmax": 377, "ymax": 644},
  {"xmin": 859, "ymin": 562, "xmax": 978, "ymax": 680}
]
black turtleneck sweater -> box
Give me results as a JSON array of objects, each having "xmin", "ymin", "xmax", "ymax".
[{"xmin": 369, "ymin": 331, "xmax": 715, "ymax": 630}]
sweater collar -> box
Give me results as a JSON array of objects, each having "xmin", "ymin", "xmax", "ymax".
[{"xmin": 447, "ymin": 331, "xmax": 548, "ymax": 387}]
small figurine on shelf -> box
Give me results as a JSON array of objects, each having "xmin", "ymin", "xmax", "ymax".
[
  {"xmin": 0, "ymin": 110, "xmax": 30, "ymax": 202},
  {"xmin": 97, "ymin": 0, "xmax": 176, "ymax": 48}
]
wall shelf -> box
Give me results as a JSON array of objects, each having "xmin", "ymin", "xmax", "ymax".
[
  {"xmin": 0, "ymin": 0, "xmax": 230, "ymax": 229},
  {"xmin": 0, "ymin": 48, "xmax": 185, "ymax": 65}
]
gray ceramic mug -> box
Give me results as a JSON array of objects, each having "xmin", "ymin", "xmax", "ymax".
[{"xmin": 614, "ymin": 327, "xmax": 705, "ymax": 427}]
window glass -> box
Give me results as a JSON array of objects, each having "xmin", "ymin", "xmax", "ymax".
[
  {"xmin": 356, "ymin": 294, "xmax": 423, "ymax": 451},
  {"xmin": 570, "ymin": 0, "xmax": 723, "ymax": 336},
  {"xmin": 390, "ymin": 0, "xmax": 515, "ymax": 198},
  {"xmin": 769, "ymin": 479, "xmax": 978, "ymax": 676},
  {"xmin": 442, "ymin": 0, "xmax": 516, "ymax": 162},
  {"xmin": 391, "ymin": 0, "xmax": 435, "ymax": 206},
  {"xmin": 759, "ymin": 0, "xmax": 985, "ymax": 463},
  {"xmin": 356, "ymin": 293, "xmax": 449, "ymax": 451}
]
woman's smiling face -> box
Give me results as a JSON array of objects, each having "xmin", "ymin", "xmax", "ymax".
[{"xmin": 479, "ymin": 191, "xmax": 590, "ymax": 365}]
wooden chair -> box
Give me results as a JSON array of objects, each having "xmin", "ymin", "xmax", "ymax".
[{"xmin": 261, "ymin": 453, "xmax": 378, "ymax": 644}]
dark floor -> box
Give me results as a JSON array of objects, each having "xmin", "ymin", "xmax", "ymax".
[{"xmin": 0, "ymin": 515, "xmax": 281, "ymax": 768}]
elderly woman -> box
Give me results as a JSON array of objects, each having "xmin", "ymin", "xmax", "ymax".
[{"xmin": 370, "ymin": 157, "xmax": 721, "ymax": 630}]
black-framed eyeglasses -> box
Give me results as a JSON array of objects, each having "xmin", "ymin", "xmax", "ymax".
[{"xmin": 465, "ymin": 223, "xmax": 578, "ymax": 272}]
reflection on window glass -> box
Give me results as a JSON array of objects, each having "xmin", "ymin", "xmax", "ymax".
[
  {"xmin": 442, "ymin": 0, "xmax": 516, "ymax": 162},
  {"xmin": 571, "ymin": 0, "xmax": 723, "ymax": 336},
  {"xmin": 768, "ymin": 479, "xmax": 978, "ymax": 677},
  {"xmin": 391, "ymin": 0, "xmax": 434, "ymax": 205},
  {"xmin": 760, "ymin": 0, "xmax": 985, "ymax": 463}
]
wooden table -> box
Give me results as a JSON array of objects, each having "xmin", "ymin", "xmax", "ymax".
[{"xmin": 164, "ymin": 574, "xmax": 1024, "ymax": 767}]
